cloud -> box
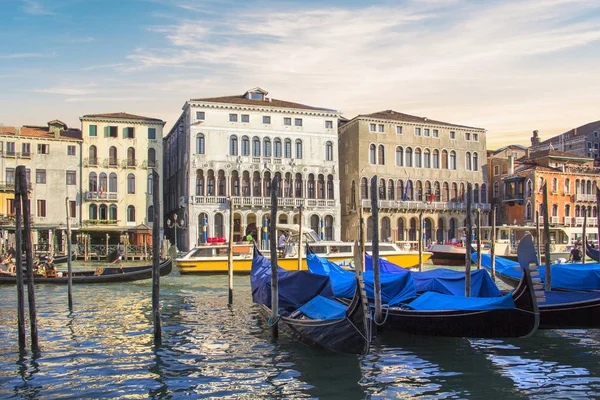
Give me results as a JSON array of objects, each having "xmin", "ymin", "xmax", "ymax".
[
  {"xmin": 21, "ymin": 0, "xmax": 54, "ymax": 15},
  {"xmin": 32, "ymin": 87, "xmax": 96, "ymax": 96},
  {"xmin": 0, "ymin": 52, "xmax": 52, "ymax": 59}
]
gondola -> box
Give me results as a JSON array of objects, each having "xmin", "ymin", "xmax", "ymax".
[
  {"xmin": 0, "ymin": 258, "xmax": 172, "ymax": 284},
  {"xmin": 39, "ymin": 251, "xmax": 78, "ymax": 264},
  {"xmin": 307, "ymin": 237, "xmax": 540, "ymax": 339},
  {"xmin": 250, "ymin": 249, "xmax": 370, "ymax": 355},
  {"xmin": 475, "ymin": 252, "xmax": 600, "ymax": 329},
  {"xmin": 586, "ymin": 241, "xmax": 600, "ymax": 262}
]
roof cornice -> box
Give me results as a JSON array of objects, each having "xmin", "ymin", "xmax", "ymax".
[{"xmin": 185, "ymin": 100, "xmax": 340, "ymax": 118}]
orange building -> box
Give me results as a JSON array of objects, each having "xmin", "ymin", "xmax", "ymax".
[{"xmin": 494, "ymin": 149, "xmax": 599, "ymax": 246}]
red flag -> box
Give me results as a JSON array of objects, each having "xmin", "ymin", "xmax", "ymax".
[{"xmin": 429, "ymin": 193, "xmax": 435, "ymax": 203}]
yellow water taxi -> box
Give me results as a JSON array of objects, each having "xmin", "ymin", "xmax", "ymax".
[{"xmin": 176, "ymin": 224, "xmax": 431, "ymax": 274}]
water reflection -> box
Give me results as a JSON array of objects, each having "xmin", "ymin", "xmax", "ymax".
[{"xmin": 0, "ymin": 273, "xmax": 598, "ymax": 398}]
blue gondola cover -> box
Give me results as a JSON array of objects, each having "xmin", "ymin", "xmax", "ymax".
[
  {"xmin": 297, "ymin": 295, "xmax": 347, "ymax": 320},
  {"xmin": 364, "ymin": 254, "xmax": 501, "ymax": 297},
  {"xmin": 404, "ymin": 291, "xmax": 515, "ymax": 311}
]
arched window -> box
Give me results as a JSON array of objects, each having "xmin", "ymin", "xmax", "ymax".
[
  {"xmin": 432, "ymin": 149, "xmax": 439, "ymax": 169},
  {"xmin": 449, "ymin": 151, "xmax": 457, "ymax": 170},
  {"xmin": 241, "ymin": 136, "xmax": 250, "ymax": 156},
  {"xmin": 99, "ymin": 204, "xmax": 107, "ymax": 220},
  {"xmin": 397, "ymin": 218, "xmax": 405, "ymax": 241},
  {"xmin": 565, "ymin": 178, "xmax": 571, "ymax": 194},
  {"xmin": 127, "ymin": 173, "xmax": 135, "ymax": 194},
  {"xmin": 294, "ymin": 173, "xmax": 303, "ymax": 198},
  {"xmin": 325, "ymin": 141, "xmax": 333, "ymax": 161},
  {"xmin": 409, "ymin": 217, "xmax": 417, "ymax": 241},
  {"xmin": 369, "ymin": 144, "xmax": 376, "ymax": 164},
  {"xmin": 324, "ymin": 215, "xmax": 334, "ymax": 241},
  {"xmin": 442, "ymin": 182, "xmax": 449, "ymax": 202},
  {"xmin": 147, "ymin": 173, "xmax": 153, "ymax": 195},
  {"xmin": 361, "ymin": 177, "xmax": 368, "ymax": 199},
  {"xmin": 379, "ymin": 178, "xmax": 386, "ymax": 200},
  {"xmin": 109, "ymin": 146, "xmax": 117, "ymax": 167},
  {"xmin": 474, "ymin": 183, "xmax": 479, "ymax": 203},
  {"xmin": 378, "ymin": 145, "xmax": 385, "ymax": 165},
  {"xmin": 493, "ymin": 182, "xmax": 499, "ymax": 198},
  {"xmin": 397, "ymin": 180, "xmax": 404, "ymax": 200},
  {"xmin": 263, "ymin": 137, "xmax": 271, "ymax": 157},
  {"xmin": 405, "ymin": 147, "xmax": 413, "ymax": 167},
  {"xmin": 127, "ymin": 205, "xmax": 135, "ymax": 222},
  {"xmin": 565, "ymin": 204, "xmax": 571, "ymax": 217},
  {"xmin": 144, "ymin": 205, "xmax": 153, "ymax": 224},
  {"xmin": 441, "ymin": 150, "xmax": 448, "ymax": 169},
  {"xmin": 89, "ymin": 172, "xmax": 97, "ymax": 192},
  {"xmin": 88, "ymin": 145, "xmax": 97, "ymax": 165},
  {"xmin": 437, "ymin": 218, "xmax": 444, "ymax": 243},
  {"xmin": 466, "ymin": 152, "xmax": 472, "ymax": 170},
  {"xmin": 109, "ymin": 204, "xmax": 117, "ymax": 221},
  {"xmin": 230, "ymin": 135, "xmax": 238, "ymax": 156},
  {"xmin": 396, "ymin": 146, "xmax": 404, "ymax": 166},
  {"xmin": 381, "ymin": 217, "xmax": 391, "ymax": 242},
  {"xmin": 350, "ymin": 180, "xmax": 356, "ymax": 205},
  {"xmin": 295, "ymin": 139, "xmax": 303, "ymax": 159},
  {"xmin": 552, "ymin": 203, "xmax": 558, "ymax": 217},
  {"xmin": 252, "ymin": 137, "xmax": 260, "ymax": 157},
  {"xmin": 89, "ymin": 204, "xmax": 97, "ymax": 220},
  {"xmin": 414, "ymin": 148, "xmax": 422, "ymax": 168},
  {"xmin": 196, "ymin": 133, "xmax": 205, "ymax": 154},
  {"xmin": 526, "ymin": 180, "xmax": 533, "ymax": 197},
  {"xmin": 423, "ymin": 149, "xmax": 431, "ymax": 168},
  {"xmin": 148, "ymin": 148, "xmax": 156, "ymax": 168},
  {"xmin": 109, "ymin": 173, "xmax": 117, "ymax": 193},
  {"xmin": 327, "ymin": 175, "xmax": 334, "ymax": 199},
  {"xmin": 481, "ymin": 183, "xmax": 487, "ymax": 203},
  {"xmin": 214, "ymin": 213, "xmax": 224, "ymax": 237},
  {"xmin": 388, "ymin": 179, "xmax": 394, "ymax": 200},
  {"xmin": 473, "ymin": 152, "xmax": 479, "ymax": 171},
  {"xmin": 307, "ymin": 174, "xmax": 316, "ymax": 199},
  {"xmin": 451, "ymin": 182, "xmax": 458, "ymax": 202},
  {"xmin": 274, "ymin": 138, "xmax": 282, "ymax": 158},
  {"xmin": 127, "ymin": 147, "xmax": 136, "ymax": 167},
  {"xmin": 415, "ymin": 180, "xmax": 423, "ymax": 201},
  {"xmin": 284, "ymin": 138, "xmax": 292, "ymax": 158},
  {"xmin": 449, "ymin": 218, "xmax": 456, "ymax": 240},
  {"xmin": 525, "ymin": 202, "xmax": 532, "ymax": 220},
  {"xmin": 99, "ymin": 173, "xmax": 107, "ymax": 193},
  {"xmin": 552, "ymin": 177, "xmax": 558, "ymax": 193},
  {"xmin": 196, "ymin": 170, "xmax": 204, "ymax": 195}
]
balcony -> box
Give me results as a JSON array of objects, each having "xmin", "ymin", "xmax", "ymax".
[
  {"xmin": 142, "ymin": 160, "xmax": 160, "ymax": 169},
  {"xmin": 191, "ymin": 195, "xmax": 335, "ymax": 209},
  {"xmin": 104, "ymin": 158, "xmax": 119, "ymax": 168},
  {"xmin": 121, "ymin": 159, "xmax": 138, "ymax": 169},
  {"xmin": 575, "ymin": 193, "xmax": 596, "ymax": 202},
  {"xmin": 83, "ymin": 219, "xmax": 119, "ymax": 226},
  {"xmin": 360, "ymin": 199, "xmax": 491, "ymax": 212},
  {"xmin": 83, "ymin": 157, "xmax": 98, "ymax": 167},
  {"xmin": 19, "ymin": 152, "xmax": 31, "ymax": 159},
  {"xmin": 575, "ymin": 217, "xmax": 598, "ymax": 227},
  {"xmin": 551, "ymin": 216, "xmax": 560, "ymax": 224},
  {"xmin": 5, "ymin": 151, "xmax": 15, "ymax": 158},
  {"xmin": 564, "ymin": 217, "xmax": 572, "ymax": 226},
  {"xmin": 85, "ymin": 191, "xmax": 118, "ymax": 202},
  {"xmin": 0, "ymin": 181, "xmax": 32, "ymax": 191}
]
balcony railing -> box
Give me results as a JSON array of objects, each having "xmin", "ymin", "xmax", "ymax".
[
  {"xmin": 0, "ymin": 181, "xmax": 32, "ymax": 191},
  {"xmin": 550, "ymin": 216, "xmax": 559, "ymax": 224},
  {"xmin": 83, "ymin": 157, "xmax": 98, "ymax": 167},
  {"xmin": 564, "ymin": 217, "xmax": 572, "ymax": 226},
  {"xmin": 83, "ymin": 219, "xmax": 119, "ymax": 225},
  {"xmin": 575, "ymin": 217, "xmax": 598, "ymax": 227},
  {"xmin": 142, "ymin": 160, "xmax": 160, "ymax": 169},
  {"xmin": 121, "ymin": 159, "xmax": 138, "ymax": 168},
  {"xmin": 5, "ymin": 151, "xmax": 15, "ymax": 158},
  {"xmin": 191, "ymin": 195, "xmax": 336, "ymax": 208},
  {"xmin": 360, "ymin": 199, "xmax": 491, "ymax": 211},
  {"xmin": 85, "ymin": 191, "xmax": 118, "ymax": 201},
  {"xmin": 575, "ymin": 193, "xmax": 596, "ymax": 202}
]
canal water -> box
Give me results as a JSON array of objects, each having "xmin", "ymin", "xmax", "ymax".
[{"xmin": 0, "ymin": 262, "xmax": 599, "ymax": 399}]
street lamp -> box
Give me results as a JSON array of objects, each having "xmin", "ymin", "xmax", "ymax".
[{"xmin": 166, "ymin": 213, "xmax": 185, "ymax": 251}]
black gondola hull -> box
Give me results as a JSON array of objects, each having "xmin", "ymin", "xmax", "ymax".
[
  {"xmin": 0, "ymin": 258, "xmax": 172, "ymax": 284},
  {"xmin": 376, "ymin": 267, "xmax": 539, "ymax": 338},
  {"xmin": 256, "ymin": 280, "xmax": 370, "ymax": 355}
]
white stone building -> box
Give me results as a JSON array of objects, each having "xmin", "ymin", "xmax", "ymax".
[
  {"xmin": 0, "ymin": 120, "xmax": 82, "ymax": 252},
  {"xmin": 80, "ymin": 113, "xmax": 165, "ymax": 248},
  {"xmin": 163, "ymin": 88, "xmax": 342, "ymax": 251}
]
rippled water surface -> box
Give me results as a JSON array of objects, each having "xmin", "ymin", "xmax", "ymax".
[{"xmin": 0, "ymin": 263, "xmax": 599, "ymax": 399}]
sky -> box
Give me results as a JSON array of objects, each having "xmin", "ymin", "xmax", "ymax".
[{"xmin": 0, "ymin": 0, "xmax": 599, "ymax": 149}]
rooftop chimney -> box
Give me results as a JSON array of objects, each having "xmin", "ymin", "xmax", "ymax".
[
  {"xmin": 531, "ymin": 130, "xmax": 540, "ymax": 146},
  {"xmin": 508, "ymin": 155, "xmax": 515, "ymax": 175}
]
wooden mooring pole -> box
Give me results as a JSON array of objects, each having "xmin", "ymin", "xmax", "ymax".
[
  {"xmin": 297, "ymin": 204, "xmax": 303, "ymax": 271},
  {"xmin": 18, "ymin": 166, "xmax": 38, "ymax": 351},
  {"xmin": 151, "ymin": 169, "xmax": 162, "ymax": 345},
  {"xmin": 14, "ymin": 170, "xmax": 26, "ymax": 350},
  {"xmin": 582, "ymin": 209, "xmax": 587, "ymax": 264},
  {"xmin": 269, "ymin": 176, "xmax": 279, "ymax": 339},
  {"xmin": 227, "ymin": 197, "xmax": 234, "ymax": 306},
  {"xmin": 597, "ymin": 184, "xmax": 600, "ymax": 253},
  {"xmin": 65, "ymin": 197, "xmax": 73, "ymax": 310},
  {"xmin": 370, "ymin": 176, "xmax": 383, "ymax": 324},
  {"xmin": 490, "ymin": 205, "xmax": 497, "ymax": 281},
  {"xmin": 476, "ymin": 208, "xmax": 482, "ymax": 270},
  {"xmin": 465, "ymin": 183, "xmax": 472, "ymax": 297},
  {"xmin": 543, "ymin": 183, "xmax": 552, "ymax": 291},
  {"xmin": 536, "ymin": 211, "xmax": 541, "ymax": 261},
  {"xmin": 418, "ymin": 211, "xmax": 423, "ymax": 272}
]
